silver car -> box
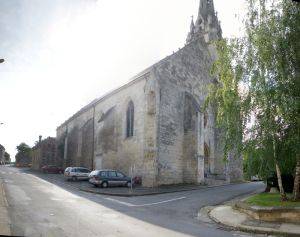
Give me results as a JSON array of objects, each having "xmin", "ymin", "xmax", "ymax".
[{"xmin": 64, "ymin": 167, "xmax": 91, "ymax": 181}]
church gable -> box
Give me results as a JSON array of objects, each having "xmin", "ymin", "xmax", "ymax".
[{"xmin": 153, "ymin": 39, "xmax": 214, "ymax": 92}]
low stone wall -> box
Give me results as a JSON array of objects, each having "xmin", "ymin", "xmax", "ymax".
[{"xmin": 235, "ymin": 202, "xmax": 300, "ymax": 224}]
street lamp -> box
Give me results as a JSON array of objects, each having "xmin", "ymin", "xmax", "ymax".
[{"xmin": 0, "ymin": 59, "xmax": 4, "ymax": 63}]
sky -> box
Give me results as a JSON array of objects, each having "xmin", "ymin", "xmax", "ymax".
[{"xmin": 0, "ymin": 0, "xmax": 246, "ymax": 160}]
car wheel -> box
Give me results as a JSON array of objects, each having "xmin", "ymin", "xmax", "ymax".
[
  {"xmin": 101, "ymin": 181, "xmax": 108, "ymax": 188},
  {"xmin": 126, "ymin": 181, "xmax": 131, "ymax": 188},
  {"xmin": 71, "ymin": 176, "xmax": 77, "ymax": 182}
]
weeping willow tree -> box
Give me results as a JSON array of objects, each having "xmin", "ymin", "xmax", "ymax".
[{"xmin": 206, "ymin": 0, "xmax": 300, "ymax": 201}]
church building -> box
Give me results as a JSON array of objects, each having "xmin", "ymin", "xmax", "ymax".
[{"xmin": 56, "ymin": 0, "xmax": 243, "ymax": 187}]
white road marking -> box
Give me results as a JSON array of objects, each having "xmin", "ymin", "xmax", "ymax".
[
  {"xmin": 105, "ymin": 196, "xmax": 187, "ymax": 207},
  {"xmin": 105, "ymin": 198, "xmax": 135, "ymax": 207},
  {"xmin": 1, "ymin": 171, "xmax": 6, "ymax": 174}
]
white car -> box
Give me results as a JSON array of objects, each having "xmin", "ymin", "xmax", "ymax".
[{"xmin": 64, "ymin": 167, "xmax": 91, "ymax": 181}]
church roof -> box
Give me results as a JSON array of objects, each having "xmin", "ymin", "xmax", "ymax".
[{"xmin": 57, "ymin": 42, "xmax": 198, "ymax": 130}]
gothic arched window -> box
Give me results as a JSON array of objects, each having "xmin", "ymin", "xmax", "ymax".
[
  {"xmin": 126, "ymin": 101, "xmax": 134, "ymax": 138},
  {"xmin": 204, "ymin": 111, "xmax": 208, "ymax": 128}
]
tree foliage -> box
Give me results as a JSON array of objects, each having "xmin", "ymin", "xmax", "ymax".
[
  {"xmin": 4, "ymin": 152, "xmax": 10, "ymax": 162},
  {"xmin": 15, "ymin": 142, "xmax": 32, "ymax": 164},
  {"xmin": 16, "ymin": 143, "xmax": 31, "ymax": 154},
  {"xmin": 206, "ymin": 0, "xmax": 300, "ymax": 199}
]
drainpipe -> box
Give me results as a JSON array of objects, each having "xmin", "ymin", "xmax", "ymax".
[
  {"xmin": 63, "ymin": 124, "xmax": 68, "ymax": 168},
  {"xmin": 92, "ymin": 105, "xmax": 95, "ymax": 170}
]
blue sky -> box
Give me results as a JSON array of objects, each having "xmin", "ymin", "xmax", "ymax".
[{"xmin": 0, "ymin": 0, "xmax": 246, "ymax": 160}]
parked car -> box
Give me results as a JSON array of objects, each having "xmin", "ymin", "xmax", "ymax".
[
  {"xmin": 250, "ymin": 175, "xmax": 261, "ymax": 182},
  {"xmin": 41, "ymin": 165, "xmax": 64, "ymax": 174},
  {"xmin": 89, "ymin": 170, "xmax": 131, "ymax": 188},
  {"xmin": 64, "ymin": 167, "xmax": 91, "ymax": 181}
]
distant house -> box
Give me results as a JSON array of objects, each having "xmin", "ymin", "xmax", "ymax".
[
  {"xmin": 0, "ymin": 144, "xmax": 5, "ymax": 165},
  {"xmin": 31, "ymin": 136, "xmax": 60, "ymax": 170}
]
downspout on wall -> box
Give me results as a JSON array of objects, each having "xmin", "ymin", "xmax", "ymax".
[{"xmin": 92, "ymin": 105, "xmax": 96, "ymax": 170}]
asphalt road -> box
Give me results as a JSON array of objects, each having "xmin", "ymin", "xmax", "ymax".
[{"xmin": 0, "ymin": 166, "xmax": 266, "ymax": 237}]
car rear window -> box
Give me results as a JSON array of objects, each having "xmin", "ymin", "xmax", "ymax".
[
  {"xmin": 81, "ymin": 168, "xmax": 90, "ymax": 173},
  {"xmin": 116, "ymin": 172, "xmax": 125, "ymax": 178}
]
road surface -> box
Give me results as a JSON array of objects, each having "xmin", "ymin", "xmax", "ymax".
[{"xmin": 0, "ymin": 166, "xmax": 265, "ymax": 237}]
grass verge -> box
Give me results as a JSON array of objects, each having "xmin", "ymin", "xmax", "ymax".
[{"xmin": 246, "ymin": 193, "xmax": 300, "ymax": 207}]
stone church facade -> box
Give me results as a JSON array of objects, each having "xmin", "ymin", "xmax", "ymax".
[{"xmin": 56, "ymin": 0, "xmax": 243, "ymax": 187}]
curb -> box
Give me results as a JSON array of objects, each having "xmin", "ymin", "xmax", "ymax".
[
  {"xmin": 79, "ymin": 186, "xmax": 205, "ymax": 197},
  {"xmin": 208, "ymin": 206, "xmax": 300, "ymax": 237},
  {"xmin": 80, "ymin": 181, "xmax": 248, "ymax": 197}
]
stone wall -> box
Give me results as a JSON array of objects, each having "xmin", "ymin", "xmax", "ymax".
[
  {"xmin": 142, "ymin": 72, "xmax": 159, "ymax": 187},
  {"xmin": 56, "ymin": 73, "xmax": 159, "ymax": 186},
  {"xmin": 57, "ymin": 106, "xmax": 94, "ymax": 169},
  {"xmin": 0, "ymin": 145, "xmax": 5, "ymax": 165},
  {"xmin": 153, "ymin": 38, "xmax": 224, "ymax": 185},
  {"xmin": 31, "ymin": 137, "xmax": 58, "ymax": 170},
  {"xmin": 93, "ymin": 75, "xmax": 148, "ymax": 179}
]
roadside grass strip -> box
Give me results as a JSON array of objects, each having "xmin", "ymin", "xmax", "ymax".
[{"xmin": 246, "ymin": 193, "xmax": 300, "ymax": 207}]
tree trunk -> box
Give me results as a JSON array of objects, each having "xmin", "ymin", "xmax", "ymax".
[
  {"xmin": 273, "ymin": 139, "xmax": 287, "ymax": 201},
  {"xmin": 293, "ymin": 158, "xmax": 300, "ymax": 201},
  {"xmin": 275, "ymin": 161, "xmax": 287, "ymax": 201}
]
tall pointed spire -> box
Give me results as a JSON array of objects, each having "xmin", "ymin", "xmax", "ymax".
[
  {"xmin": 186, "ymin": 0, "xmax": 222, "ymax": 44},
  {"xmin": 186, "ymin": 16, "xmax": 195, "ymax": 43},
  {"xmin": 197, "ymin": 0, "xmax": 216, "ymax": 24},
  {"xmin": 190, "ymin": 16, "xmax": 195, "ymax": 32}
]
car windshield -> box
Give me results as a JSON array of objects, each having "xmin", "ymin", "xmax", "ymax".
[{"xmin": 100, "ymin": 171, "xmax": 106, "ymax": 177}]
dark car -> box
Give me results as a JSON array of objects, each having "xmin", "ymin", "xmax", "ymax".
[
  {"xmin": 89, "ymin": 170, "xmax": 131, "ymax": 188},
  {"xmin": 41, "ymin": 165, "xmax": 64, "ymax": 174}
]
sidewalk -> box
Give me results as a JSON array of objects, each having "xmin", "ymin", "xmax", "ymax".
[
  {"xmin": 0, "ymin": 179, "xmax": 11, "ymax": 236},
  {"xmin": 80, "ymin": 184, "xmax": 208, "ymax": 197},
  {"xmin": 208, "ymin": 205, "xmax": 300, "ymax": 236},
  {"xmin": 80, "ymin": 182, "xmax": 242, "ymax": 197}
]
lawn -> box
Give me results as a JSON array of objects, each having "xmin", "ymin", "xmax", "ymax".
[{"xmin": 246, "ymin": 193, "xmax": 300, "ymax": 207}]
